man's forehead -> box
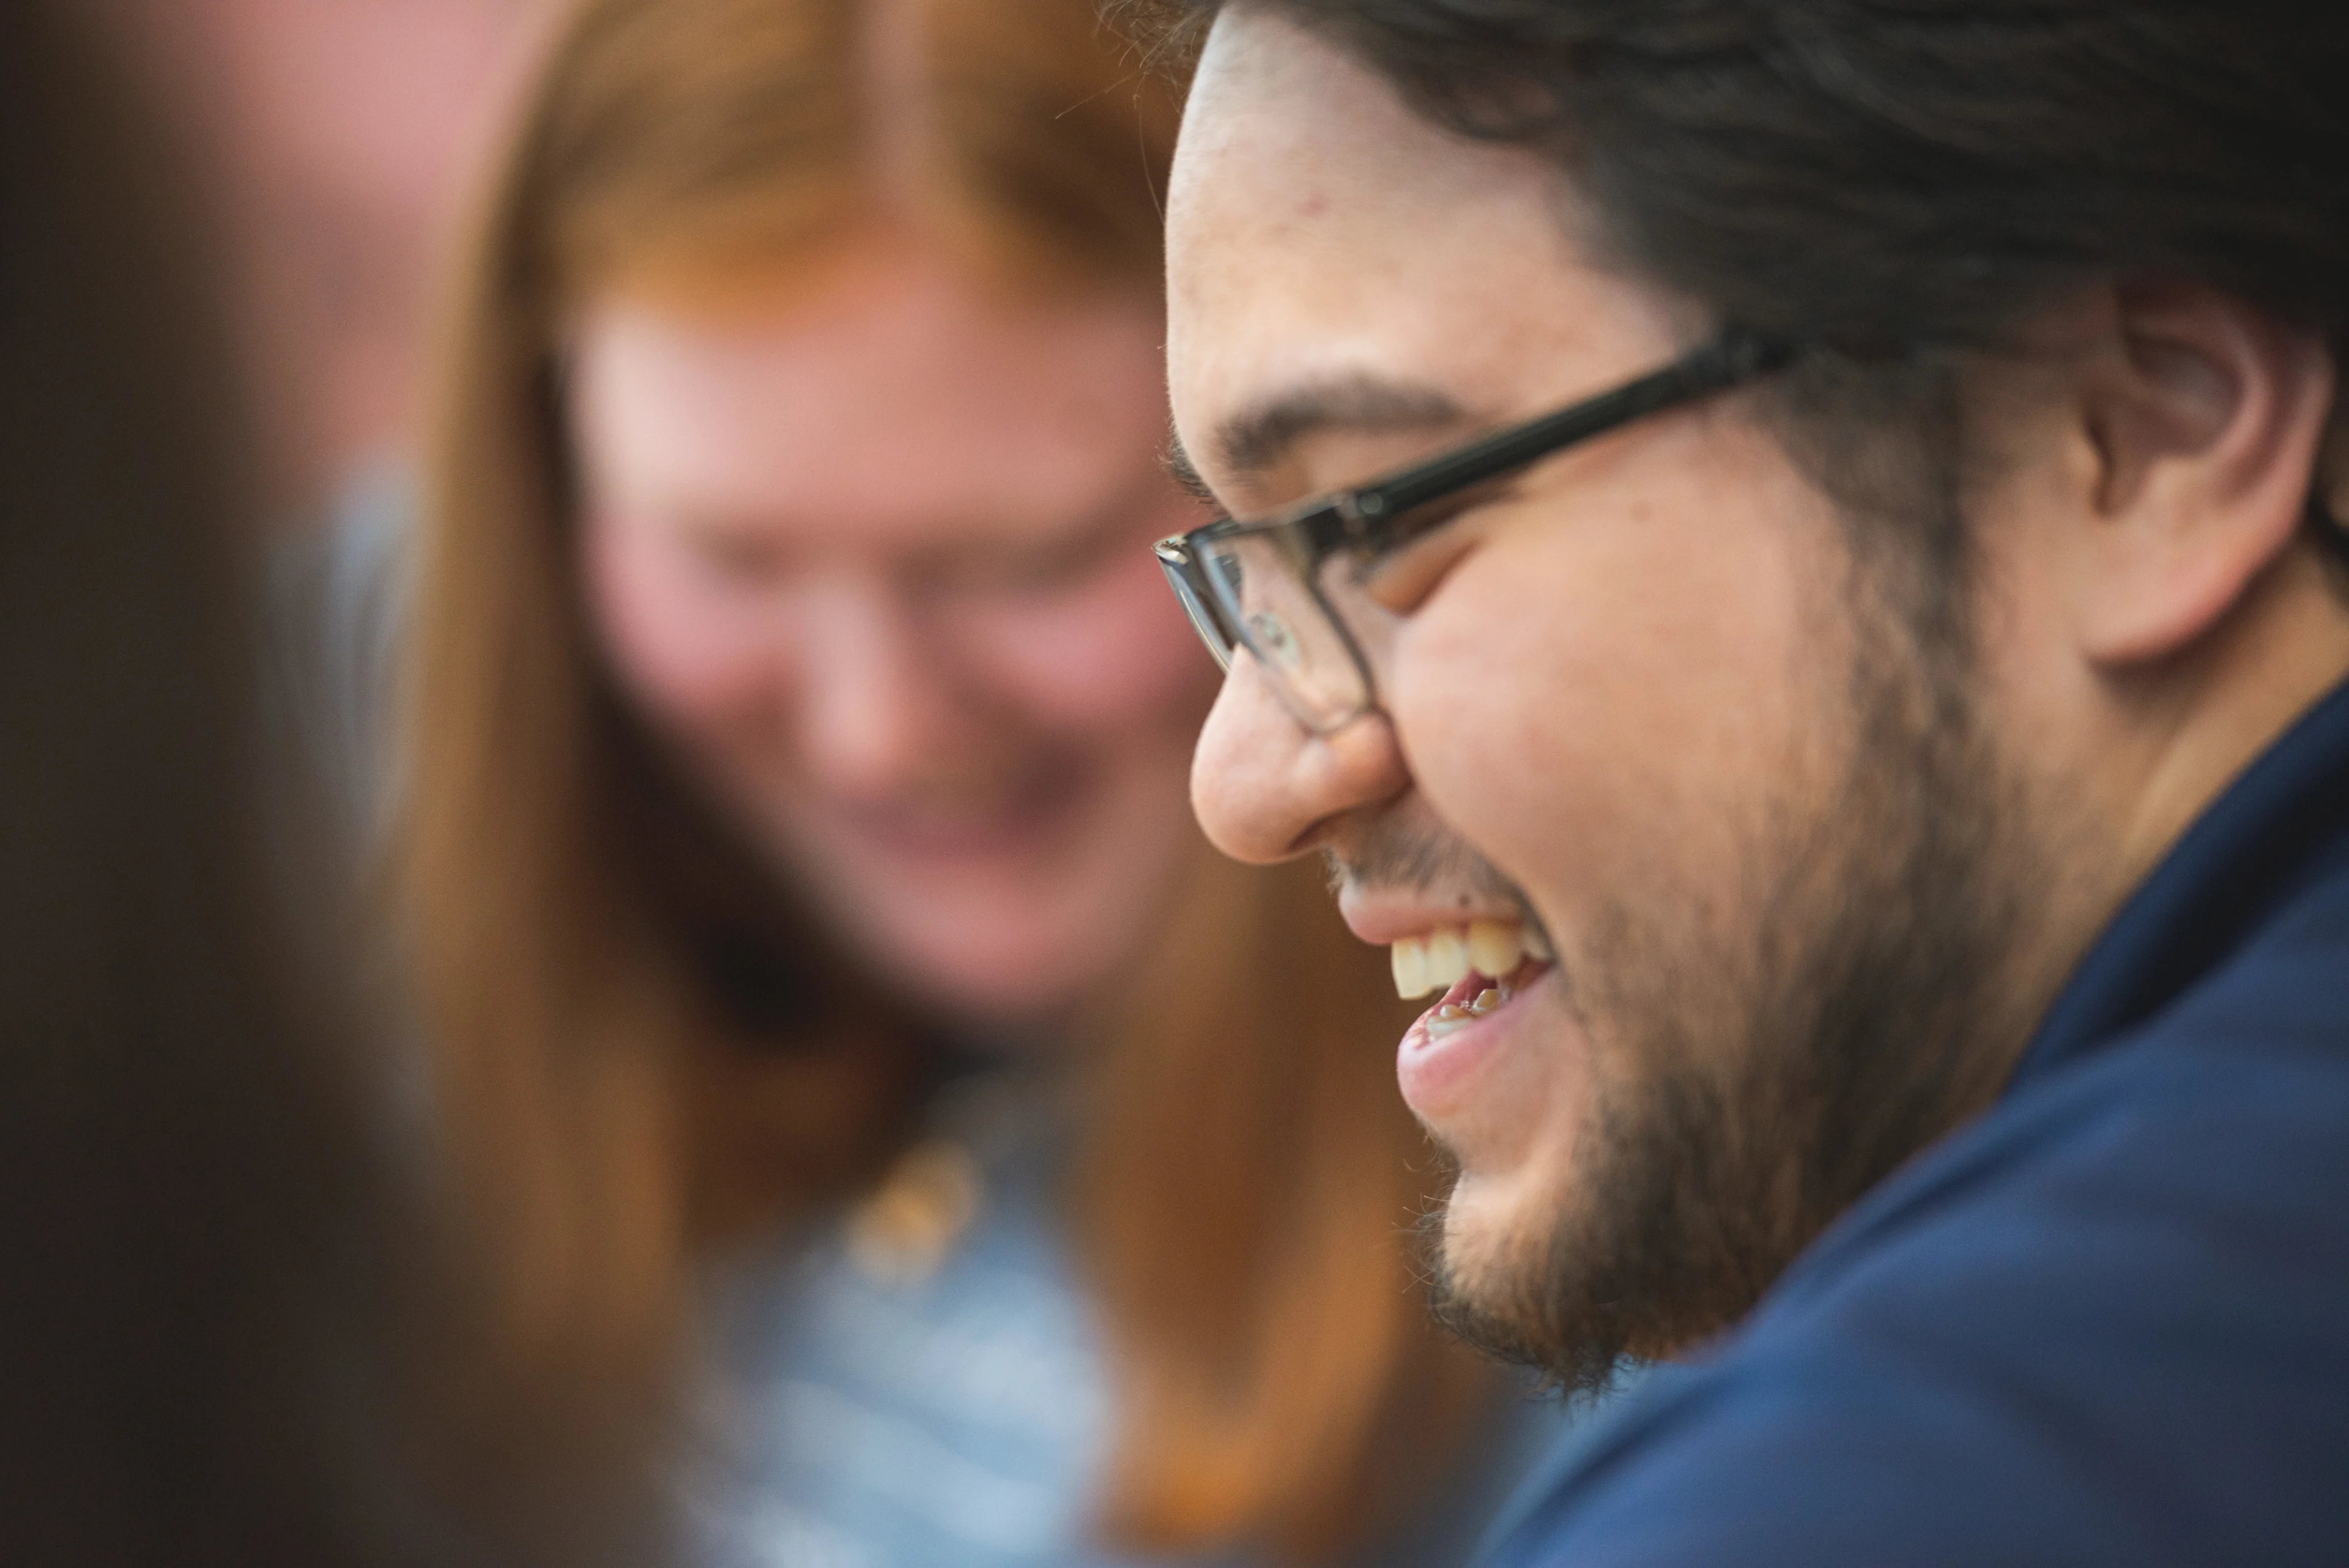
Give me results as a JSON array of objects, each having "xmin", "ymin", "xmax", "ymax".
[
  {"xmin": 1171, "ymin": 9, "xmax": 1389, "ymax": 187},
  {"xmin": 1165, "ymin": 9, "xmax": 1667, "ymax": 506},
  {"xmin": 1170, "ymin": 9, "xmax": 1540, "ymax": 275}
]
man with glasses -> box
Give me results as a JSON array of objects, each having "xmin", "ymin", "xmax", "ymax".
[{"xmin": 1140, "ymin": 1, "xmax": 2349, "ymax": 1562}]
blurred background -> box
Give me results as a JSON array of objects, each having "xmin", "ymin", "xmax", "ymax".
[{"xmin": 92, "ymin": 0, "xmax": 559, "ymax": 530}]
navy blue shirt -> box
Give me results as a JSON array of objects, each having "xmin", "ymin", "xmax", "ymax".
[{"xmin": 1485, "ymin": 678, "xmax": 2349, "ymax": 1567}]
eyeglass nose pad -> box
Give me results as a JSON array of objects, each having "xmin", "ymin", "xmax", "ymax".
[
  {"xmin": 1245, "ymin": 609, "xmax": 1308, "ymax": 671},
  {"xmin": 1289, "ymin": 680, "xmax": 1379, "ymax": 738}
]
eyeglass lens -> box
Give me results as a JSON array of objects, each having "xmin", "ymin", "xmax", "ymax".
[
  {"xmin": 1198, "ymin": 531, "xmax": 1374, "ymax": 732},
  {"xmin": 1160, "ymin": 557, "xmax": 1238, "ymax": 672}
]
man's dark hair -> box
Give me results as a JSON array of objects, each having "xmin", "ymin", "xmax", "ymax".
[
  {"xmin": 1123, "ymin": 0, "xmax": 2349, "ymax": 539},
  {"xmin": 1129, "ymin": 0, "xmax": 2349, "ymax": 351}
]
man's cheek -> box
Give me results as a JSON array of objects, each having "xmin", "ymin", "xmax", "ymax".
[{"xmin": 1390, "ymin": 587, "xmax": 1601, "ymax": 893}]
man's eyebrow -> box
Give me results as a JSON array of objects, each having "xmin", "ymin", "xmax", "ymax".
[
  {"xmin": 1163, "ymin": 425, "xmax": 1218, "ymax": 507},
  {"xmin": 1162, "ymin": 377, "xmax": 1478, "ymax": 519},
  {"xmin": 1212, "ymin": 377, "xmax": 1475, "ymax": 489}
]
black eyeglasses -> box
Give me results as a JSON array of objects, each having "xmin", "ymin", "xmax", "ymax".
[{"xmin": 1155, "ymin": 332, "xmax": 1798, "ymax": 733}]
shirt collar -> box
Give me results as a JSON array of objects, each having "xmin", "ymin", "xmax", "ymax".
[{"xmin": 2013, "ymin": 674, "xmax": 2349, "ymax": 1088}]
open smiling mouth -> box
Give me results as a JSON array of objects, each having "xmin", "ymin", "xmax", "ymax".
[{"xmin": 1390, "ymin": 918, "xmax": 1554, "ymax": 1039}]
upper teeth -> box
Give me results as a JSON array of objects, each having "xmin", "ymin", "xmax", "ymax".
[{"xmin": 1390, "ymin": 918, "xmax": 1548, "ymax": 999}]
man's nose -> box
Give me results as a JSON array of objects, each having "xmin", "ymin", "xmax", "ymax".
[
  {"xmin": 1189, "ymin": 655, "xmax": 1411, "ymax": 864},
  {"xmin": 794, "ymin": 578, "xmax": 979, "ymax": 794}
]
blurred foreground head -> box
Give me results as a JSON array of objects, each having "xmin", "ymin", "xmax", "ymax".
[
  {"xmin": 0, "ymin": 6, "xmax": 652, "ymax": 1566},
  {"xmin": 0, "ymin": 8, "xmax": 397, "ymax": 1564},
  {"xmin": 401, "ymin": 0, "xmax": 1489, "ymax": 1556}
]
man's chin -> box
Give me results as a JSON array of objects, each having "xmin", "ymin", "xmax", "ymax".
[
  {"xmin": 1419, "ymin": 1148, "xmax": 1668, "ymax": 1394},
  {"xmin": 1428, "ymin": 1144, "xmax": 1586, "ymax": 1285},
  {"xmin": 1412, "ymin": 1171, "xmax": 1579, "ymax": 1381},
  {"xmin": 1423, "ymin": 1167, "xmax": 1521, "ymax": 1293}
]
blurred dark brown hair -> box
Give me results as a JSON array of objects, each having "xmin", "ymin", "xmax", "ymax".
[
  {"xmin": 0, "ymin": 7, "xmax": 653, "ymax": 1565},
  {"xmin": 0, "ymin": 6, "xmax": 393, "ymax": 1564},
  {"xmin": 399, "ymin": 0, "xmax": 1494, "ymax": 1556}
]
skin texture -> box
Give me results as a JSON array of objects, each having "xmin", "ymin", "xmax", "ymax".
[
  {"xmin": 573, "ymin": 239, "xmax": 1218, "ymax": 1031},
  {"xmin": 1167, "ymin": 6, "xmax": 2349, "ymax": 1377}
]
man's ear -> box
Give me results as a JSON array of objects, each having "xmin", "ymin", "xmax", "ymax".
[{"xmin": 2063, "ymin": 281, "xmax": 2336, "ymax": 667}]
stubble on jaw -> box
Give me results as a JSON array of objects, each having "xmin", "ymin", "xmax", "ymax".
[{"xmin": 1415, "ymin": 528, "xmax": 2057, "ymax": 1394}]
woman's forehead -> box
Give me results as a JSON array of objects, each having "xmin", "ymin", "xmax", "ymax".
[{"xmin": 569, "ymin": 259, "xmax": 1170, "ymax": 549}]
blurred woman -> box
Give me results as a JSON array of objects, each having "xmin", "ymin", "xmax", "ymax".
[{"xmin": 398, "ymin": 0, "xmax": 1575, "ymax": 1561}]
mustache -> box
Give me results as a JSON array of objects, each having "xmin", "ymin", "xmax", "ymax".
[{"xmin": 1321, "ymin": 821, "xmax": 1545, "ymax": 931}]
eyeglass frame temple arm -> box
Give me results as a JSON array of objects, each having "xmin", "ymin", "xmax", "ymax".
[
  {"xmin": 1317, "ymin": 331, "xmax": 1796, "ymax": 554},
  {"xmin": 1152, "ymin": 330, "xmax": 1795, "ymax": 674}
]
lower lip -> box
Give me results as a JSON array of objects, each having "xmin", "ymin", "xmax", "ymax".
[{"xmin": 1396, "ymin": 962, "xmax": 1555, "ymax": 1121}]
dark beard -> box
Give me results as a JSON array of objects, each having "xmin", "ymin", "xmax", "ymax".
[{"xmin": 1421, "ymin": 553, "xmax": 2043, "ymax": 1394}]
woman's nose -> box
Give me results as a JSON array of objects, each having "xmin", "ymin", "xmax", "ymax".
[
  {"xmin": 793, "ymin": 578, "xmax": 979, "ymax": 795},
  {"xmin": 1189, "ymin": 654, "xmax": 1411, "ymax": 864}
]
